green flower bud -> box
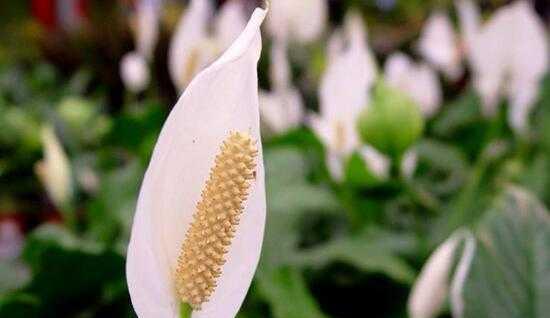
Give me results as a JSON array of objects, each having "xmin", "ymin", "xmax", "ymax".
[{"xmin": 358, "ymin": 81, "xmax": 424, "ymax": 159}]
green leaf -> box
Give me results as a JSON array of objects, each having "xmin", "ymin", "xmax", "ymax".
[
  {"xmin": 413, "ymin": 139, "xmax": 469, "ymax": 196},
  {"xmin": 0, "ymin": 224, "xmax": 130, "ymax": 317},
  {"xmin": 256, "ymin": 267, "xmax": 327, "ymax": 318},
  {"xmin": 460, "ymin": 188, "xmax": 550, "ymax": 318},
  {"xmin": 86, "ymin": 159, "xmax": 144, "ymax": 247},
  {"xmin": 293, "ymin": 228, "xmax": 417, "ymax": 284},
  {"xmin": 260, "ymin": 147, "xmax": 341, "ymax": 270},
  {"xmin": 344, "ymin": 152, "xmax": 385, "ymax": 188}
]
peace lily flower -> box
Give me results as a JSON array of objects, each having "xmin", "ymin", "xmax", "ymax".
[
  {"xmin": 266, "ymin": 0, "xmax": 327, "ymax": 44},
  {"xmin": 168, "ymin": 0, "xmax": 247, "ymax": 92},
  {"xmin": 34, "ymin": 126, "xmax": 73, "ymax": 210},
  {"xmin": 308, "ymin": 12, "xmax": 386, "ymax": 180},
  {"xmin": 455, "ymin": 0, "xmax": 480, "ymax": 54},
  {"xmin": 259, "ymin": 40, "xmax": 304, "ymax": 135},
  {"xmin": 121, "ymin": 52, "xmax": 151, "ymax": 93},
  {"xmin": 417, "ymin": 11, "xmax": 462, "ymax": 81},
  {"xmin": 120, "ymin": 0, "xmax": 161, "ymax": 92},
  {"xmin": 126, "ymin": 6, "xmax": 267, "ymax": 318},
  {"xmin": 384, "ymin": 52, "xmax": 442, "ymax": 118},
  {"xmin": 408, "ymin": 230, "xmax": 476, "ymax": 318},
  {"xmin": 464, "ymin": 1, "xmax": 549, "ymax": 134}
]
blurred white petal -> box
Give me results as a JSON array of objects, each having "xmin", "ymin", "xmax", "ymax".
[
  {"xmin": 320, "ymin": 12, "xmax": 376, "ymax": 125},
  {"xmin": 308, "ymin": 113, "xmax": 333, "ymax": 151},
  {"xmin": 384, "ymin": 53, "xmax": 442, "ymax": 117},
  {"xmin": 418, "ymin": 12, "xmax": 462, "ymax": 80},
  {"xmin": 269, "ymin": 40, "xmax": 291, "ymax": 91},
  {"xmin": 507, "ymin": 81, "xmax": 540, "ymax": 135},
  {"xmin": 260, "ymin": 88, "xmax": 303, "ymax": 134},
  {"xmin": 215, "ymin": 0, "xmax": 247, "ymax": 51},
  {"xmin": 135, "ymin": 0, "xmax": 161, "ymax": 60},
  {"xmin": 401, "ymin": 149, "xmax": 418, "ymax": 179},
  {"xmin": 35, "ymin": 126, "xmax": 73, "ymax": 209},
  {"xmin": 467, "ymin": 1, "xmax": 548, "ymax": 131},
  {"xmin": 120, "ymin": 52, "xmax": 150, "ymax": 93},
  {"xmin": 267, "ymin": 0, "xmax": 327, "ymax": 43},
  {"xmin": 127, "ymin": 7, "xmax": 267, "ymax": 318},
  {"xmin": 326, "ymin": 150, "xmax": 345, "ymax": 181},
  {"xmin": 168, "ymin": 0, "xmax": 213, "ymax": 91},
  {"xmin": 455, "ymin": 0, "xmax": 480, "ymax": 53},
  {"xmin": 408, "ymin": 233, "xmax": 461, "ymax": 318},
  {"xmin": 311, "ymin": 12, "xmax": 377, "ymax": 180},
  {"xmin": 260, "ymin": 40, "xmax": 304, "ymax": 134},
  {"xmin": 359, "ymin": 145, "xmax": 390, "ymax": 180},
  {"xmin": 0, "ymin": 221, "xmax": 24, "ymax": 260},
  {"xmin": 450, "ymin": 231, "xmax": 476, "ymax": 318}
]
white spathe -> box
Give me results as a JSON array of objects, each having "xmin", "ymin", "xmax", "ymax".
[
  {"xmin": 466, "ymin": 1, "xmax": 548, "ymax": 134},
  {"xmin": 455, "ymin": 0, "xmax": 480, "ymax": 54},
  {"xmin": 126, "ymin": 7, "xmax": 267, "ymax": 318},
  {"xmin": 267, "ymin": 0, "xmax": 327, "ymax": 43},
  {"xmin": 384, "ymin": 52, "xmax": 442, "ymax": 118},
  {"xmin": 35, "ymin": 126, "xmax": 73, "ymax": 209},
  {"xmin": 408, "ymin": 230, "xmax": 476, "ymax": 318},
  {"xmin": 168, "ymin": 0, "xmax": 247, "ymax": 92},
  {"xmin": 120, "ymin": 52, "xmax": 150, "ymax": 93},
  {"xmin": 259, "ymin": 40, "xmax": 304, "ymax": 134},
  {"xmin": 309, "ymin": 12, "xmax": 385, "ymax": 180},
  {"xmin": 135, "ymin": 0, "xmax": 161, "ymax": 60},
  {"xmin": 418, "ymin": 12, "xmax": 462, "ymax": 81}
]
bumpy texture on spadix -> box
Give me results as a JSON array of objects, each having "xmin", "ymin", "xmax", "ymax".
[{"xmin": 175, "ymin": 132, "xmax": 258, "ymax": 310}]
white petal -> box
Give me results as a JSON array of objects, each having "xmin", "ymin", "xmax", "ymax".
[
  {"xmin": 507, "ymin": 80, "xmax": 539, "ymax": 135},
  {"xmin": 450, "ymin": 231, "xmax": 476, "ymax": 318},
  {"xmin": 384, "ymin": 52, "xmax": 412, "ymax": 86},
  {"xmin": 467, "ymin": 1, "xmax": 548, "ymax": 120},
  {"xmin": 326, "ymin": 150, "xmax": 345, "ymax": 181},
  {"xmin": 506, "ymin": 1, "xmax": 549, "ymax": 83},
  {"xmin": 0, "ymin": 220, "xmax": 24, "ymax": 260},
  {"xmin": 35, "ymin": 126, "xmax": 73, "ymax": 209},
  {"xmin": 418, "ymin": 12, "xmax": 462, "ymax": 80},
  {"xmin": 505, "ymin": 2, "xmax": 548, "ymax": 133},
  {"xmin": 127, "ymin": 7, "xmax": 267, "ymax": 318},
  {"xmin": 135, "ymin": 0, "xmax": 160, "ymax": 60},
  {"xmin": 455, "ymin": 0, "xmax": 480, "ymax": 53},
  {"xmin": 408, "ymin": 233, "xmax": 461, "ymax": 318},
  {"xmin": 267, "ymin": 0, "xmax": 327, "ymax": 43},
  {"xmin": 411, "ymin": 64, "xmax": 442, "ymax": 118},
  {"xmin": 269, "ymin": 40, "xmax": 291, "ymax": 91},
  {"xmin": 320, "ymin": 12, "xmax": 376, "ymax": 124},
  {"xmin": 290, "ymin": 0, "xmax": 327, "ymax": 43},
  {"xmin": 215, "ymin": 0, "xmax": 247, "ymax": 51},
  {"xmin": 384, "ymin": 53, "xmax": 442, "ymax": 117},
  {"xmin": 260, "ymin": 88, "xmax": 304, "ymax": 134},
  {"xmin": 308, "ymin": 113, "xmax": 334, "ymax": 150},
  {"xmin": 359, "ymin": 145, "xmax": 390, "ymax": 180},
  {"xmin": 120, "ymin": 52, "xmax": 150, "ymax": 93},
  {"xmin": 168, "ymin": 0, "xmax": 213, "ymax": 91},
  {"xmin": 400, "ymin": 149, "xmax": 418, "ymax": 179}
]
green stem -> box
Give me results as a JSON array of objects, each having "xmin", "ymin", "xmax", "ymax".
[{"xmin": 179, "ymin": 302, "xmax": 193, "ymax": 318}]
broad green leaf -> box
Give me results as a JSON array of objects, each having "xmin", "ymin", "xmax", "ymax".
[
  {"xmin": 460, "ymin": 188, "xmax": 550, "ymax": 318},
  {"xmin": 344, "ymin": 152, "xmax": 385, "ymax": 188},
  {"xmin": 256, "ymin": 267, "xmax": 327, "ymax": 318},
  {"xmin": 260, "ymin": 147, "xmax": 341, "ymax": 270},
  {"xmin": 0, "ymin": 224, "xmax": 131, "ymax": 317},
  {"xmin": 414, "ymin": 139, "xmax": 468, "ymax": 196},
  {"xmin": 293, "ymin": 228, "xmax": 417, "ymax": 284},
  {"xmin": 86, "ymin": 159, "xmax": 144, "ymax": 248}
]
